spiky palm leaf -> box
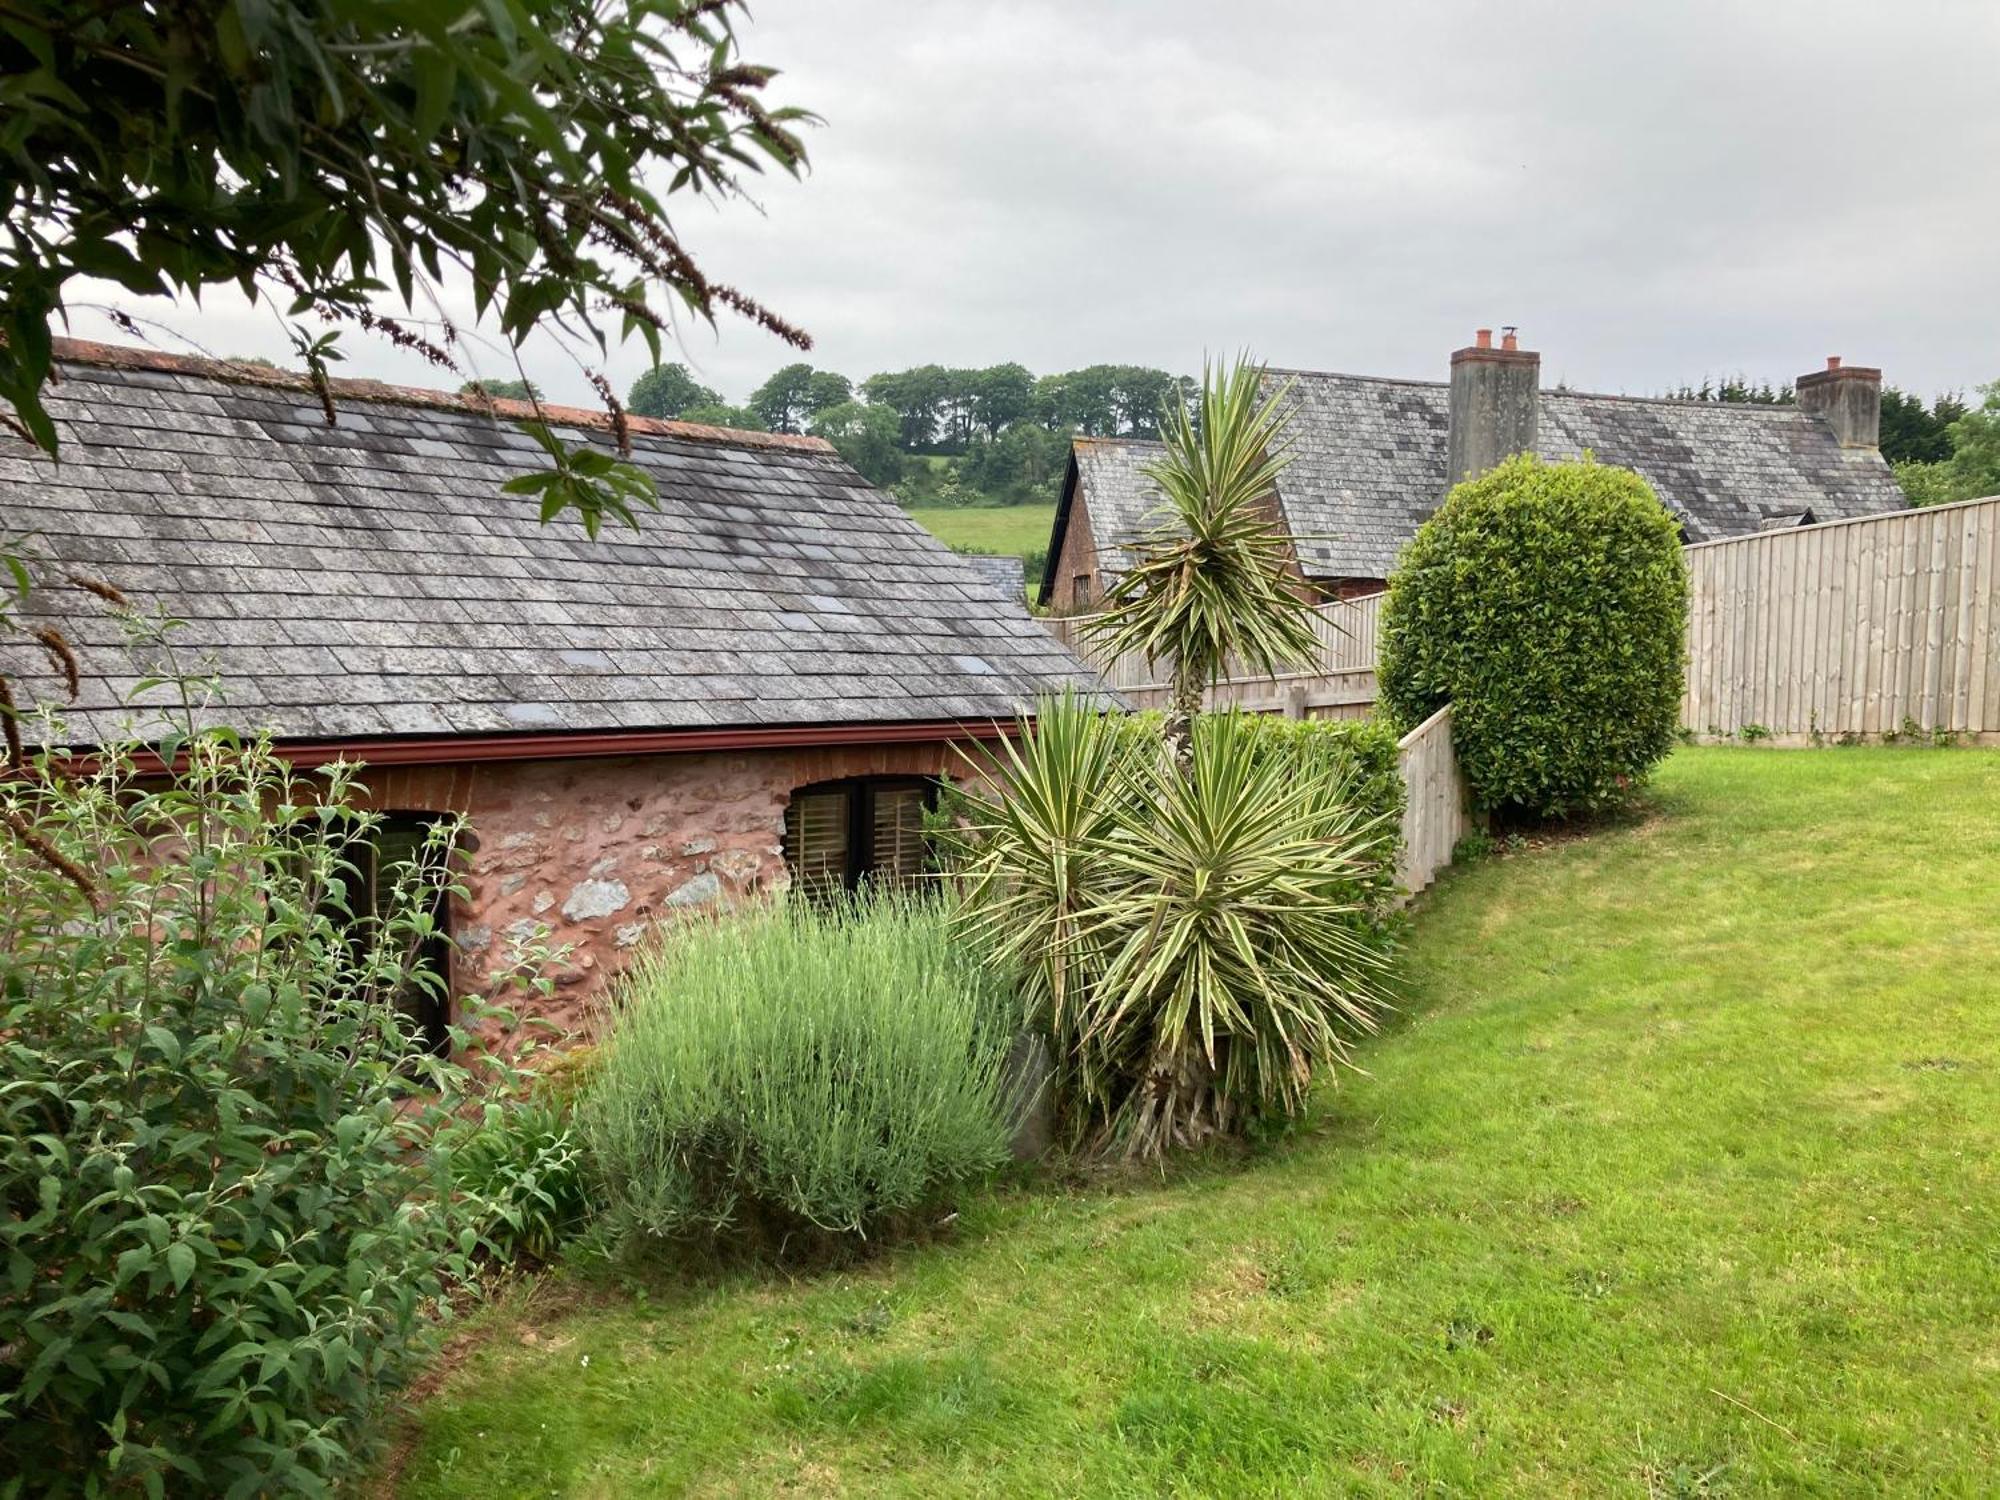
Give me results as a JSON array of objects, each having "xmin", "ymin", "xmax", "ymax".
[
  {"xmin": 1083, "ymin": 711, "xmax": 1394, "ymax": 1154},
  {"xmin": 1085, "ymin": 356, "xmax": 1325, "ymax": 761},
  {"xmin": 952, "ymin": 702, "xmax": 1396, "ymax": 1157},
  {"xmin": 950, "ymin": 691, "xmax": 1149, "ymax": 1045}
]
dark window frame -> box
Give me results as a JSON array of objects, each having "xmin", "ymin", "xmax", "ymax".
[
  {"xmin": 783, "ymin": 776, "xmax": 938, "ymax": 895},
  {"xmin": 337, "ymin": 810, "xmax": 455, "ymax": 1055}
]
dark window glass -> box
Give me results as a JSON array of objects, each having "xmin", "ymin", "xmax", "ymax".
[
  {"xmin": 782, "ymin": 778, "xmax": 935, "ymax": 895},
  {"xmin": 338, "ymin": 813, "xmax": 453, "ymax": 1054}
]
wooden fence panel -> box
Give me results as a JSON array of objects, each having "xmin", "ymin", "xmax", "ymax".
[
  {"xmin": 1679, "ymin": 495, "xmax": 2000, "ymax": 744},
  {"xmin": 1043, "ymin": 591, "xmax": 1385, "ymax": 698},
  {"xmin": 1396, "ymin": 705, "xmax": 1472, "ymax": 898}
]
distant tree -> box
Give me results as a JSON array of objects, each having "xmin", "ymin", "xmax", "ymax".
[
  {"xmin": 679, "ymin": 401, "xmax": 767, "ymax": 432},
  {"xmin": 971, "ymin": 363, "xmax": 1035, "ymax": 438},
  {"xmin": 805, "ymin": 369, "xmax": 853, "ymax": 415},
  {"xmin": 933, "ymin": 368, "xmax": 972, "ymax": 451},
  {"xmin": 1028, "ymin": 364, "xmax": 1184, "ymax": 437},
  {"xmin": 1897, "ymin": 380, "xmax": 2000, "ymax": 507},
  {"xmin": 1060, "ymin": 366, "xmax": 1122, "ymax": 435},
  {"xmin": 1668, "ymin": 377, "xmax": 1794, "ymax": 405},
  {"xmin": 749, "ymin": 362, "xmax": 836, "ymax": 433},
  {"xmin": 962, "ymin": 422, "xmax": 1069, "ymax": 504},
  {"xmin": 459, "ymin": 378, "xmax": 539, "ymax": 402},
  {"xmin": 1879, "ymin": 387, "xmax": 1964, "ymax": 466},
  {"xmin": 861, "ymin": 365, "xmax": 951, "ymax": 448},
  {"xmin": 810, "ymin": 400, "xmax": 904, "ymax": 486},
  {"xmin": 1113, "ymin": 367, "xmax": 1184, "ymax": 436},
  {"xmin": 628, "ymin": 363, "xmax": 721, "ymax": 420},
  {"xmin": 1942, "ymin": 382, "xmax": 2000, "ymax": 496}
]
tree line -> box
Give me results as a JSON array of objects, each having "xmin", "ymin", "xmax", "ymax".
[{"xmin": 624, "ymin": 359, "xmax": 1195, "ymax": 504}]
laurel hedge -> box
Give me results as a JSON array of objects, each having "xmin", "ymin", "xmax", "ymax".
[{"xmin": 1379, "ymin": 454, "xmax": 1689, "ymax": 818}]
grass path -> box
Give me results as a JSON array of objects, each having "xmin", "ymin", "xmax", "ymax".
[{"xmin": 391, "ymin": 748, "xmax": 2000, "ymax": 1496}]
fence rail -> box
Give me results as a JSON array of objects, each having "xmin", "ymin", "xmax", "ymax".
[
  {"xmin": 1681, "ymin": 494, "xmax": 2000, "ymax": 744},
  {"xmin": 1044, "ymin": 591, "xmax": 1384, "ymax": 697},
  {"xmin": 1396, "ymin": 705, "xmax": 1471, "ymax": 897},
  {"xmin": 1116, "ymin": 667, "xmax": 1378, "ymax": 721}
]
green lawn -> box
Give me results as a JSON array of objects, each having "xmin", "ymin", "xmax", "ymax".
[
  {"xmin": 388, "ymin": 748, "xmax": 2000, "ymax": 1497},
  {"xmin": 904, "ymin": 502, "xmax": 1054, "ymax": 568}
]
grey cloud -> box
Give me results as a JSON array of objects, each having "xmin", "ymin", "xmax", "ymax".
[{"xmin": 70, "ymin": 0, "xmax": 2000, "ymax": 405}]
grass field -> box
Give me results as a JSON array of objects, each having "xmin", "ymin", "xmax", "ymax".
[
  {"xmin": 904, "ymin": 502, "xmax": 1054, "ymax": 568},
  {"xmin": 387, "ymin": 748, "xmax": 2000, "ymax": 1496}
]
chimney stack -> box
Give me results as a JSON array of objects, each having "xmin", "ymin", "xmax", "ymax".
[
  {"xmin": 1795, "ymin": 355, "xmax": 1882, "ymax": 449},
  {"xmin": 1447, "ymin": 326, "xmax": 1540, "ymax": 488}
]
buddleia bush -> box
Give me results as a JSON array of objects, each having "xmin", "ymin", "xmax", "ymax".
[
  {"xmin": 0, "ymin": 722, "xmax": 552, "ymax": 1496},
  {"xmin": 580, "ymin": 893, "xmax": 1017, "ymax": 1255},
  {"xmin": 1379, "ymin": 454, "xmax": 1690, "ymax": 818}
]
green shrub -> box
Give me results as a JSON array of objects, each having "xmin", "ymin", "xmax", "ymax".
[
  {"xmin": 1379, "ymin": 454, "xmax": 1689, "ymax": 818},
  {"xmin": 580, "ymin": 893, "xmax": 1016, "ymax": 1254},
  {"xmin": 951, "ymin": 697, "xmax": 1398, "ymax": 1157},
  {"xmin": 434, "ymin": 1097, "xmax": 591, "ymax": 1269},
  {"xmin": 0, "ymin": 728, "xmax": 548, "ymax": 1495},
  {"xmin": 1233, "ymin": 713, "xmax": 1405, "ymax": 912}
]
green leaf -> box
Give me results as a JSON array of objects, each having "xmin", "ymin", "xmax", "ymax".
[{"xmin": 143, "ymin": 1025, "xmax": 182, "ymax": 1065}]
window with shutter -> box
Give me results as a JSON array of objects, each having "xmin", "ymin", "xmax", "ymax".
[
  {"xmin": 870, "ymin": 784, "xmax": 929, "ymax": 888},
  {"xmin": 784, "ymin": 789, "xmax": 853, "ymax": 898},
  {"xmin": 782, "ymin": 778, "xmax": 936, "ymax": 895}
]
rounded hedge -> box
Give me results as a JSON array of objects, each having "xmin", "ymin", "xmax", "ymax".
[{"xmin": 1379, "ymin": 454, "xmax": 1689, "ymax": 818}]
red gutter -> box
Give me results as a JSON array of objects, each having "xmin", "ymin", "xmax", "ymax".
[{"xmin": 108, "ymin": 716, "xmax": 1019, "ymax": 776}]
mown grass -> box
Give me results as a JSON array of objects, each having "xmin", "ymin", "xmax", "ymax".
[
  {"xmin": 904, "ymin": 502, "xmax": 1054, "ymax": 567},
  {"xmin": 389, "ymin": 747, "xmax": 2000, "ymax": 1497}
]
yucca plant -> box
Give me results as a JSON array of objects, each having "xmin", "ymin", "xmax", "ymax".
[
  {"xmin": 1086, "ymin": 355, "xmax": 1324, "ymax": 771},
  {"xmin": 954, "ymin": 702, "xmax": 1396, "ymax": 1157}
]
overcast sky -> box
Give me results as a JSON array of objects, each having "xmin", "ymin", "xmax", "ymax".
[{"xmin": 69, "ymin": 0, "xmax": 2000, "ymax": 406}]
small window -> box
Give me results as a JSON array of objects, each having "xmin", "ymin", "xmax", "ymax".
[
  {"xmin": 1072, "ymin": 572, "xmax": 1094, "ymax": 606},
  {"xmin": 783, "ymin": 779, "xmax": 934, "ymax": 897},
  {"xmin": 335, "ymin": 813, "xmax": 454, "ymax": 1054}
]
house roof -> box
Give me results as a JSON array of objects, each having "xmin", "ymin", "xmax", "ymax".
[
  {"xmin": 1, "ymin": 341, "xmax": 1101, "ymax": 750},
  {"xmin": 957, "ymin": 552, "xmax": 1028, "ymax": 604},
  {"xmin": 1038, "ymin": 435, "xmax": 1165, "ymax": 602},
  {"xmin": 1041, "ymin": 367, "xmax": 1909, "ymax": 598}
]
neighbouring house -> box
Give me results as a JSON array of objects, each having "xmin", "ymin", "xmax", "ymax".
[
  {"xmin": 0, "ymin": 340, "xmax": 1100, "ymax": 1040},
  {"xmin": 1040, "ymin": 331, "xmax": 1909, "ymax": 612}
]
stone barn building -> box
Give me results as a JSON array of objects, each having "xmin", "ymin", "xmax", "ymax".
[
  {"xmin": 1, "ymin": 341, "xmax": 1098, "ymax": 1041},
  {"xmin": 1040, "ymin": 331, "xmax": 1909, "ymax": 612}
]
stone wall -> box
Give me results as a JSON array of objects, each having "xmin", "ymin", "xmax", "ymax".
[{"xmin": 358, "ymin": 738, "xmax": 964, "ymax": 1038}]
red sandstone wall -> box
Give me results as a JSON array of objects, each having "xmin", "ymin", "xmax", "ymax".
[
  {"xmin": 359, "ymin": 739, "xmax": 964, "ymax": 1037},
  {"xmin": 1050, "ymin": 489, "xmax": 1101, "ymax": 612}
]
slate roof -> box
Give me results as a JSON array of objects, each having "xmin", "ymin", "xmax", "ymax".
[
  {"xmin": 1, "ymin": 342, "xmax": 1101, "ymax": 747},
  {"xmin": 957, "ymin": 553, "xmax": 1028, "ymax": 605},
  {"xmin": 1042, "ymin": 368, "xmax": 1908, "ymax": 597},
  {"xmin": 1040, "ymin": 435, "xmax": 1166, "ymax": 599}
]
